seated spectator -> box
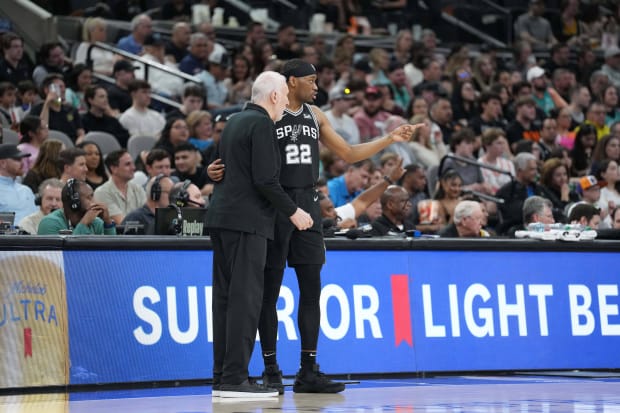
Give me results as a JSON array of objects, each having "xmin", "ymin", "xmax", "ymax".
[
  {"xmin": 468, "ymin": 92, "xmax": 507, "ymax": 137},
  {"xmin": 408, "ymin": 114, "xmax": 446, "ymax": 168},
  {"xmin": 224, "ymin": 54, "xmax": 253, "ymax": 106},
  {"xmin": 107, "ymin": 60, "xmax": 137, "ymax": 114},
  {"xmin": 81, "ymin": 85, "xmax": 131, "ymax": 148},
  {"xmin": 166, "ymin": 83, "xmax": 206, "ymax": 120},
  {"xmin": 429, "ymin": 97, "xmax": 456, "ymax": 146},
  {"xmin": 353, "ymin": 86, "xmax": 391, "ymax": 143},
  {"xmin": 441, "ymin": 128, "xmax": 490, "ymax": 194},
  {"xmin": 611, "ymin": 207, "xmax": 620, "ymax": 229},
  {"xmin": 16, "ymin": 80, "xmax": 38, "ymax": 119},
  {"xmin": 179, "ymin": 33, "xmax": 210, "ymax": 76},
  {"xmin": 186, "ymin": 110, "xmax": 213, "ymax": 151},
  {"xmin": 320, "ymin": 147, "xmax": 348, "ymax": 181},
  {"xmin": 138, "ymin": 34, "xmax": 184, "ymax": 100},
  {"xmin": 171, "ymin": 143, "xmax": 209, "ymax": 192},
  {"xmin": 38, "ymin": 179, "xmax": 116, "ymax": 235},
  {"xmin": 592, "ymin": 134, "xmax": 620, "ymax": 165},
  {"xmin": 64, "ymin": 64, "xmax": 93, "ymax": 115},
  {"xmin": 0, "ymin": 32, "xmax": 33, "ymax": 85},
  {"xmin": 74, "ymin": 17, "xmax": 116, "ymax": 76},
  {"xmin": 169, "ymin": 180, "xmax": 206, "ymax": 208},
  {"xmin": 582, "ymin": 102, "xmax": 611, "ymax": 141},
  {"xmin": 122, "ymin": 174, "xmax": 175, "ymax": 235},
  {"xmin": 94, "ymin": 149, "xmax": 147, "ymax": 224},
  {"xmin": 576, "ymin": 175, "xmax": 602, "ymax": 210},
  {"xmin": 540, "ymin": 158, "xmax": 579, "ymax": 221},
  {"xmin": 438, "ymin": 200, "xmax": 485, "ymax": 237},
  {"xmin": 22, "ymin": 140, "xmax": 63, "ymax": 193},
  {"xmin": 327, "ymin": 160, "xmax": 373, "ymax": 208},
  {"xmin": 153, "ymin": 117, "xmax": 190, "ymax": 168},
  {"xmin": 382, "ymin": 115, "xmax": 418, "ymax": 166},
  {"xmin": 370, "ymin": 185, "xmax": 415, "ymax": 236},
  {"xmin": 31, "ymin": 74, "xmax": 85, "ymax": 144},
  {"xmin": 324, "ymin": 87, "xmax": 360, "ymax": 145},
  {"xmin": 18, "ymin": 178, "xmax": 63, "ymax": 234},
  {"xmin": 519, "ymin": 195, "xmax": 555, "ymax": 233},
  {"xmin": 0, "ymin": 81, "xmax": 18, "ymax": 129},
  {"xmin": 165, "ymin": 22, "xmax": 191, "ymax": 64},
  {"xmin": 17, "ymin": 115, "xmax": 49, "ymax": 175},
  {"xmin": 514, "ymin": 0, "xmax": 557, "ymax": 49},
  {"xmin": 567, "ymin": 202, "xmax": 601, "ymax": 228},
  {"xmin": 433, "ymin": 168, "xmax": 463, "ymax": 225},
  {"xmin": 399, "ymin": 164, "xmax": 435, "ymax": 231},
  {"xmin": 477, "ymin": 128, "xmax": 515, "ymax": 194},
  {"xmin": 119, "ymin": 80, "xmax": 166, "ymax": 138},
  {"xmin": 132, "ymin": 148, "xmax": 173, "ymax": 188},
  {"xmin": 538, "ymin": 117, "xmax": 561, "ymax": 160},
  {"xmin": 58, "ymin": 147, "xmax": 88, "ymax": 182},
  {"xmin": 77, "ymin": 141, "xmax": 108, "ymax": 191},
  {"xmin": 570, "ymin": 123, "xmax": 597, "ymax": 176},
  {"xmin": 496, "ymin": 152, "xmax": 550, "ymax": 233},
  {"xmin": 32, "ymin": 42, "xmax": 70, "ymax": 87},
  {"xmin": 601, "ymin": 46, "xmax": 620, "ymax": 89},
  {"xmin": 595, "ymin": 160, "xmax": 620, "ymax": 223},
  {"xmin": 0, "ymin": 144, "xmax": 38, "ymax": 223},
  {"xmin": 116, "ymin": 14, "xmax": 152, "ymax": 55},
  {"xmin": 198, "ymin": 49, "xmax": 230, "ymax": 111},
  {"xmin": 506, "ymin": 96, "xmax": 540, "ymax": 152}
]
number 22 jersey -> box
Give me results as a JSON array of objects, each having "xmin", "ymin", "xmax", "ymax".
[{"xmin": 274, "ymin": 103, "xmax": 320, "ymax": 189}]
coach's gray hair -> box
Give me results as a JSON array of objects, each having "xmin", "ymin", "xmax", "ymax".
[
  {"xmin": 454, "ymin": 200, "xmax": 480, "ymax": 225},
  {"xmin": 252, "ymin": 71, "xmax": 286, "ymax": 103}
]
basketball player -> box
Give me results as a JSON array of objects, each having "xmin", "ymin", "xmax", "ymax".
[{"xmin": 207, "ymin": 59, "xmax": 422, "ymax": 394}]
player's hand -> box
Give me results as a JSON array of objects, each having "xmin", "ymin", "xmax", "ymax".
[
  {"xmin": 289, "ymin": 208, "xmax": 313, "ymax": 231},
  {"xmin": 389, "ymin": 123, "xmax": 426, "ymax": 143},
  {"xmin": 207, "ymin": 159, "xmax": 225, "ymax": 182}
]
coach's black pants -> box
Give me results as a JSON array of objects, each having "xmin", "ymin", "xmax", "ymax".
[{"xmin": 211, "ymin": 228, "xmax": 267, "ymax": 385}]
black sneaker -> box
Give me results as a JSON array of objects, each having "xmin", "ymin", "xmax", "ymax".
[
  {"xmin": 219, "ymin": 379, "xmax": 279, "ymax": 398},
  {"xmin": 261, "ymin": 364, "xmax": 284, "ymax": 395},
  {"xmin": 293, "ymin": 364, "xmax": 345, "ymax": 393}
]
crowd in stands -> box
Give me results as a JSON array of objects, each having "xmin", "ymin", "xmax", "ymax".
[{"xmin": 2, "ymin": 0, "xmax": 620, "ymax": 238}]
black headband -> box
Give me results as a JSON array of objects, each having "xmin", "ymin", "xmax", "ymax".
[{"xmin": 282, "ymin": 62, "xmax": 317, "ymax": 80}]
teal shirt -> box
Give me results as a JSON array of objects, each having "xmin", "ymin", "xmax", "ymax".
[
  {"xmin": 37, "ymin": 208, "xmax": 116, "ymax": 235},
  {"xmin": 533, "ymin": 91, "xmax": 555, "ymax": 115}
]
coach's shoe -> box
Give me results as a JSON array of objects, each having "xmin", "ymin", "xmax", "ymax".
[
  {"xmin": 293, "ymin": 364, "xmax": 345, "ymax": 393},
  {"xmin": 261, "ymin": 364, "xmax": 285, "ymax": 395},
  {"xmin": 219, "ymin": 379, "xmax": 279, "ymax": 398}
]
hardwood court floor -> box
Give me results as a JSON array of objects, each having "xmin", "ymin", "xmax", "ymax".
[{"xmin": 2, "ymin": 375, "xmax": 620, "ymax": 412}]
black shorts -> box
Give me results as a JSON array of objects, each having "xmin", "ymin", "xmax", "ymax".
[{"xmin": 265, "ymin": 188, "xmax": 325, "ymax": 270}]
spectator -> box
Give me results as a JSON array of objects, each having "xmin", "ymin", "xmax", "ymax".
[
  {"xmin": 601, "ymin": 46, "xmax": 620, "ymax": 88},
  {"xmin": 171, "ymin": 143, "xmax": 208, "ymax": 191},
  {"xmin": 165, "ymin": 22, "xmax": 191, "ymax": 64},
  {"xmin": 595, "ymin": 159, "xmax": 620, "ymax": 221},
  {"xmin": 122, "ymin": 174, "xmax": 175, "ymax": 235},
  {"xmin": 353, "ymin": 86, "xmax": 391, "ymax": 143},
  {"xmin": 64, "ymin": 64, "xmax": 93, "ymax": 115},
  {"xmin": 527, "ymin": 66, "xmax": 565, "ymax": 116},
  {"xmin": 81, "ymin": 85, "xmax": 131, "ymax": 148},
  {"xmin": 324, "ymin": 87, "xmax": 359, "ymax": 145},
  {"xmin": 74, "ymin": 17, "xmax": 115, "ymax": 76},
  {"xmin": 506, "ymin": 96, "xmax": 540, "ymax": 151},
  {"xmin": 186, "ymin": 110, "xmax": 213, "ymax": 151},
  {"xmin": 592, "ymin": 135, "xmax": 620, "ymax": 165},
  {"xmin": 132, "ymin": 148, "xmax": 173, "ymax": 188},
  {"xmin": 610, "ymin": 207, "xmax": 620, "ymax": 229},
  {"xmin": 58, "ymin": 147, "xmax": 88, "ymax": 182},
  {"xmin": 550, "ymin": 0, "xmax": 587, "ymax": 45},
  {"xmin": 17, "ymin": 115, "xmax": 48, "ymax": 174},
  {"xmin": 514, "ymin": 0, "xmax": 557, "ymax": 49},
  {"xmin": 602, "ymin": 85, "xmax": 620, "ymax": 126},
  {"xmin": 197, "ymin": 22, "xmax": 227, "ymax": 58},
  {"xmin": 468, "ymin": 92, "xmax": 506, "ymax": 137},
  {"xmin": 107, "ymin": 60, "xmax": 137, "ymax": 114},
  {"xmin": 327, "ymin": 160, "xmax": 373, "ymax": 208},
  {"xmin": 540, "ymin": 157, "xmax": 579, "ymax": 220},
  {"xmin": 179, "ymin": 33, "xmax": 210, "ymax": 76},
  {"xmin": 224, "ymin": 54, "xmax": 253, "ymax": 105},
  {"xmin": 570, "ymin": 123, "xmax": 597, "ymax": 176},
  {"xmin": 38, "ymin": 179, "xmax": 116, "ymax": 235},
  {"xmin": 22, "ymin": 140, "xmax": 63, "ymax": 193},
  {"xmin": 16, "ymin": 80, "xmax": 38, "ymax": 118},
  {"xmin": 369, "ymin": 185, "xmax": 415, "ymax": 236},
  {"xmin": 583, "ymin": 102, "xmax": 611, "ymax": 141},
  {"xmin": 273, "ymin": 24, "xmax": 301, "ymax": 60},
  {"xmin": 539, "ymin": 117, "xmax": 561, "ymax": 160},
  {"xmin": 244, "ymin": 21, "xmax": 266, "ymax": 49},
  {"xmin": 116, "ymin": 14, "xmax": 152, "ymax": 55},
  {"xmin": 119, "ymin": 80, "xmax": 166, "ymax": 138},
  {"xmin": 0, "ymin": 32, "xmax": 33, "ymax": 85},
  {"xmin": 496, "ymin": 152, "xmax": 549, "ymax": 233},
  {"xmin": 429, "ymin": 97, "xmax": 455, "ymax": 145},
  {"xmin": 160, "ymin": 0, "xmax": 191, "ymax": 21},
  {"xmin": 438, "ymin": 199, "xmax": 485, "ymax": 237},
  {"xmin": 320, "ymin": 148, "xmax": 348, "ymax": 181},
  {"xmin": 451, "ymin": 81, "xmax": 477, "ymax": 127},
  {"xmin": 566, "ymin": 85, "xmax": 590, "ymax": 127},
  {"xmin": 555, "ymin": 106, "xmax": 577, "ymax": 150},
  {"xmin": 567, "ymin": 202, "xmax": 601, "ymax": 228},
  {"xmin": 441, "ymin": 128, "xmax": 488, "ymax": 193},
  {"xmin": 572, "ymin": 175, "xmax": 602, "ymax": 214},
  {"xmin": 32, "ymin": 42, "xmax": 70, "ymax": 87},
  {"xmin": 433, "ymin": 168, "xmax": 464, "ymax": 224},
  {"xmin": 413, "ymin": 58, "xmax": 442, "ymax": 97},
  {"xmin": 138, "ymin": 34, "xmax": 184, "ymax": 100},
  {"xmin": 314, "ymin": 60, "xmax": 336, "ymax": 109},
  {"xmin": 31, "ymin": 74, "xmax": 85, "ymax": 144},
  {"xmin": 409, "ymin": 114, "xmax": 446, "ymax": 168},
  {"xmin": 198, "ymin": 49, "xmax": 230, "ymax": 111},
  {"xmin": 166, "ymin": 83, "xmax": 205, "ymax": 120},
  {"xmin": 94, "ymin": 149, "xmax": 147, "ymax": 224},
  {"xmin": 18, "ymin": 178, "xmax": 63, "ymax": 234},
  {"xmin": 478, "ymin": 128, "xmax": 515, "ymax": 194},
  {"xmin": 472, "ymin": 54, "xmax": 496, "ymax": 93},
  {"xmin": 400, "ymin": 163, "xmax": 437, "ymax": 232},
  {"xmin": 0, "ymin": 81, "xmax": 18, "ymax": 129},
  {"xmin": 0, "ymin": 144, "xmax": 38, "ymax": 223},
  {"xmin": 77, "ymin": 141, "xmax": 108, "ymax": 191},
  {"xmin": 522, "ymin": 195, "xmax": 555, "ymax": 231},
  {"xmin": 153, "ymin": 117, "xmax": 190, "ymax": 168}
]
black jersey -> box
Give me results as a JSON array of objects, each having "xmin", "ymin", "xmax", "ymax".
[{"xmin": 274, "ymin": 103, "xmax": 320, "ymax": 189}]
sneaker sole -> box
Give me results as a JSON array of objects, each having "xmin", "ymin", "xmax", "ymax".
[
  {"xmin": 220, "ymin": 390, "xmax": 279, "ymax": 398},
  {"xmin": 293, "ymin": 383, "xmax": 345, "ymax": 393},
  {"xmin": 212, "ymin": 390, "xmax": 220, "ymax": 397}
]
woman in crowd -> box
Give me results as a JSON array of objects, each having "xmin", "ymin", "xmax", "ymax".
[
  {"xmin": 77, "ymin": 141, "xmax": 107, "ymax": 191},
  {"xmin": 186, "ymin": 110, "xmax": 213, "ymax": 152},
  {"xmin": 595, "ymin": 159, "xmax": 620, "ymax": 221},
  {"xmin": 65, "ymin": 63, "xmax": 93, "ymax": 114},
  {"xmin": 22, "ymin": 139, "xmax": 63, "ymax": 193},
  {"xmin": 610, "ymin": 207, "xmax": 620, "ymax": 229},
  {"xmin": 391, "ymin": 30, "xmax": 413, "ymax": 65},
  {"xmin": 74, "ymin": 17, "xmax": 116, "ymax": 75},
  {"xmin": 408, "ymin": 114, "xmax": 445, "ymax": 168},
  {"xmin": 17, "ymin": 115, "xmax": 48, "ymax": 174},
  {"xmin": 477, "ymin": 128, "xmax": 515, "ymax": 194},
  {"xmin": 553, "ymin": 106, "xmax": 577, "ymax": 149},
  {"xmin": 592, "ymin": 134, "xmax": 620, "ymax": 164},
  {"xmin": 451, "ymin": 80, "xmax": 478, "ymax": 126},
  {"xmin": 433, "ymin": 168, "xmax": 463, "ymax": 224},
  {"xmin": 472, "ymin": 54, "xmax": 496, "ymax": 93},
  {"xmin": 224, "ymin": 54, "xmax": 253, "ymax": 105},
  {"xmin": 153, "ymin": 116, "xmax": 190, "ymax": 168},
  {"xmin": 540, "ymin": 158, "xmax": 580, "ymax": 220},
  {"xmin": 601, "ymin": 84, "xmax": 620, "ymax": 126},
  {"xmin": 408, "ymin": 96, "xmax": 429, "ymax": 120},
  {"xmin": 570, "ymin": 124, "xmax": 598, "ymax": 176}
]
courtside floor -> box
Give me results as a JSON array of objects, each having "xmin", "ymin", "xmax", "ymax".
[{"xmin": 2, "ymin": 374, "xmax": 620, "ymax": 412}]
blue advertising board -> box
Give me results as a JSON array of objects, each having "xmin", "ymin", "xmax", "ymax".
[{"xmin": 63, "ymin": 249, "xmax": 620, "ymax": 385}]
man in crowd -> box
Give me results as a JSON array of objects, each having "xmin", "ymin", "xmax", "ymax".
[
  {"xmin": 171, "ymin": 143, "xmax": 208, "ymax": 191},
  {"xmin": 567, "ymin": 202, "xmax": 601, "ymax": 229},
  {"xmin": 324, "ymin": 87, "xmax": 359, "ymax": 145},
  {"xmin": 0, "ymin": 32, "xmax": 33, "ymax": 85},
  {"xmin": 18, "ymin": 178, "xmax": 63, "ymax": 234},
  {"xmin": 119, "ymin": 80, "xmax": 166, "ymax": 138},
  {"xmin": 32, "ymin": 42, "xmax": 69, "ymax": 87},
  {"xmin": 438, "ymin": 200, "xmax": 485, "ymax": 237},
  {"xmin": 522, "ymin": 195, "xmax": 555, "ymax": 230},
  {"xmin": 107, "ymin": 60, "xmax": 137, "ymax": 114},
  {"xmin": 165, "ymin": 22, "xmax": 191, "ymax": 64},
  {"xmin": 58, "ymin": 148, "xmax": 88, "ymax": 182},
  {"xmin": 506, "ymin": 96, "xmax": 540, "ymax": 151},
  {"xmin": 81, "ymin": 85, "xmax": 131, "ymax": 148},
  {"xmin": 94, "ymin": 149, "xmax": 146, "ymax": 224},
  {"xmin": 38, "ymin": 179, "xmax": 116, "ymax": 235},
  {"xmin": 327, "ymin": 160, "xmax": 372, "ymax": 207},
  {"xmin": 353, "ymin": 86, "xmax": 391, "ymax": 143},
  {"xmin": 0, "ymin": 144, "xmax": 37, "ymax": 223},
  {"xmin": 468, "ymin": 92, "xmax": 506, "ymax": 137},
  {"xmin": 122, "ymin": 174, "xmax": 174, "ymax": 235},
  {"xmin": 116, "ymin": 14, "xmax": 152, "ymax": 55},
  {"xmin": 179, "ymin": 33, "xmax": 210, "ymax": 76}
]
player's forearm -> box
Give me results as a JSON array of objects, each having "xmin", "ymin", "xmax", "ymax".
[{"xmin": 343, "ymin": 134, "xmax": 394, "ymax": 163}]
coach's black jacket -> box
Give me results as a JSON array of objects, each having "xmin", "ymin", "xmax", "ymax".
[{"xmin": 205, "ymin": 103, "xmax": 297, "ymax": 239}]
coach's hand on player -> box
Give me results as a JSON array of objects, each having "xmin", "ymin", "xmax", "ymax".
[
  {"xmin": 290, "ymin": 208, "xmax": 314, "ymax": 231},
  {"xmin": 207, "ymin": 159, "xmax": 225, "ymax": 182},
  {"xmin": 388, "ymin": 123, "xmax": 426, "ymax": 143}
]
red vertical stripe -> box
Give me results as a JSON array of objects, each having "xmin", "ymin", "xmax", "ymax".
[
  {"xmin": 24, "ymin": 328, "xmax": 32, "ymax": 358},
  {"xmin": 391, "ymin": 274, "xmax": 413, "ymax": 347}
]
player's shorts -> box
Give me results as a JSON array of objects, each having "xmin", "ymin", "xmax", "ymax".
[{"xmin": 265, "ymin": 187, "xmax": 325, "ymax": 270}]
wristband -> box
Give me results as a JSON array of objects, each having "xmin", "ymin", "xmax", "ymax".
[
  {"xmin": 104, "ymin": 221, "xmax": 116, "ymax": 229},
  {"xmin": 383, "ymin": 175, "xmax": 394, "ymax": 185}
]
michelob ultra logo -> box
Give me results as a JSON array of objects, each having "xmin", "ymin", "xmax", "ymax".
[{"xmin": 0, "ymin": 253, "xmax": 68, "ymax": 388}]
